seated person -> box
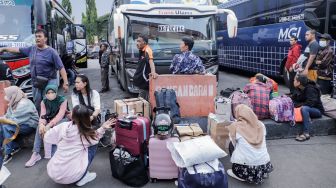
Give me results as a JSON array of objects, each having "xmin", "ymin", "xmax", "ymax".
[
  {"xmin": 244, "ymin": 74, "xmax": 273, "ymax": 119},
  {"xmin": 1, "ymin": 86, "xmax": 39, "ymax": 164},
  {"xmin": 227, "ymin": 104, "xmax": 273, "ymax": 184},
  {"xmin": 44, "ymin": 105, "xmax": 116, "ymax": 186},
  {"xmin": 25, "ymin": 85, "xmax": 68, "ymax": 167},
  {"xmin": 291, "ymin": 74, "xmax": 324, "ymax": 142},
  {"xmin": 170, "ymin": 37, "xmax": 205, "ymax": 74},
  {"xmin": 61, "ymin": 53, "xmax": 76, "ymax": 86},
  {"xmin": 72, "ymin": 74, "xmax": 101, "ymax": 127}
]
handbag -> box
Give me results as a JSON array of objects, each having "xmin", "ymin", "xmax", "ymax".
[
  {"xmin": 109, "ymin": 146, "xmax": 148, "ymax": 187},
  {"xmin": 178, "ymin": 162, "xmax": 228, "ymax": 188},
  {"xmin": 294, "ymin": 107, "xmax": 303, "ymax": 123}
]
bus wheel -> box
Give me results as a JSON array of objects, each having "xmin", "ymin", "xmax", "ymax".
[{"xmin": 283, "ymin": 66, "xmax": 291, "ymax": 88}]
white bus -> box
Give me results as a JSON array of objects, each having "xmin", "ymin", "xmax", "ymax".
[{"xmin": 107, "ymin": 0, "xmax": 238, "ymax": 93}]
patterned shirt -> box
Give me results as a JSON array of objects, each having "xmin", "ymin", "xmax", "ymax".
[
  {"xmin": 170, "ymin": 51, "xmax": 205, "ymax": 74},
  {"xmin": 244, "ymin": 81, "xmax": 273, "ymax": 119}
]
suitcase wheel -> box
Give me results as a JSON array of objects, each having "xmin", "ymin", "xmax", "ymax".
[{"xmin": 150, "ymin": 178, "xmax": 157, "ymax": 183}]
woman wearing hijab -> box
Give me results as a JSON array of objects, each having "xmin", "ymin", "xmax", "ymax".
[
  {"xmin": 227, "ymin": 104, "xmax": 273, "ymax": 184},
  {"xmin": 1, "ymin": 86, "xmax": 39, "ymax": 164},
  {"xmin": 25, "ymin": 85, "xmax": 68, "ymax": 167}
]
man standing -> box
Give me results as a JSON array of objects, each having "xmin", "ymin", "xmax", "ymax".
[
  {"xmin": 301, "ymin": 30, "xmax": 320, "ymax": 81},
  {"xmin": 285, "ymin": 36, "xmax": 301, "ymax": 94},
  {"xmin": 99, "ymin": 43, "xmax": 110, "ymax": 93},
  {"xmin": 0, "ymin": 29, "xmax": 69, "ymax": 112},
  {"xmin": 133, "ymin": 34, "xmax": 158, "ymax": 100},
  {"xmin": 316, "ymin": 33, "xmax": 335, "ymax": 94},
  {"xmin": 170, "ymin": 37, "xmax": 205, "ymax": 74}
]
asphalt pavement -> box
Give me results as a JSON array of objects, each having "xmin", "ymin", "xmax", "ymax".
[{"xmin": 4, "ymin": 60, "xmax": 336, "ymax": 188}]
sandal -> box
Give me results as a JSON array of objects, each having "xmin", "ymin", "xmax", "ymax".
[{"xmin": 295, "ymin": 134, "xmax": 308, "ymax": 142}]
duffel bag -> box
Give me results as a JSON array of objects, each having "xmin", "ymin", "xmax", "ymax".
[
  {"xmin": 269, "ymin": 95, "xmax": 294, "ymax": 122},
  {"xmin": 321, "ymin": 95, "xmax": 336, "ymax": 119},
  {"xmin": 109, "ymin": 146, "xmax": 149, "ymax": 187}
]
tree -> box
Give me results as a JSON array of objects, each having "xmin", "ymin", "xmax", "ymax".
[
  {"xmin": 62, "ymin": 0, "xmax": 72, "ymax": 15},
  {"xmin": 82, "ymin": 0, "xmax": 98, "ymax": 44},
  {"xmin": 97, "ymin": 14, "xmax": 109, "ymax": 41}
]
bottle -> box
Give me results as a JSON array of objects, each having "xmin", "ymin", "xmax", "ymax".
[{"xmin": 105, "ymin": 109, "xmax": 111, "ymax": 122}]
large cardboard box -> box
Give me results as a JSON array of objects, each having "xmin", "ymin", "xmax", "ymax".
[
  {"xmin": 207, "ymin": 113, "xmax": 232, "ymax": 153},
  {"xmin": 0, "ymin": 81, "xmax": 10, "ymax": 116},
  {"xmin": 114, "ymin": 98, "xmax": 150, "ymax": 118}
]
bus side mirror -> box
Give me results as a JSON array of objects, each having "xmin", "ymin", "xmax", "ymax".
[
  {"xmin": 217, "ymin": 9, "xmax": 238, "ymax": 38},
  {"xmin": 227, "ymin": 13, "xmax": 238, "ymax": 38},
  {"xmin": 114, "ymin": 10, "xmax": 124, "ymax": 39},
  {"xmin": 34, "ymin": 0, "xmax": 47, "ymax": 25},
  {"xmin": 71, "ymin": 25, "xmax": 86, "ymax": 39}
]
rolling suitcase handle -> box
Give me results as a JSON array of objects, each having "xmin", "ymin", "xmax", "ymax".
[{"xmin": 117, "ymin": 119, "xmax": 132, "ymax": 130}]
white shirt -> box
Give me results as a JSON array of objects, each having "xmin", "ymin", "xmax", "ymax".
[
  {"xmin": 230, "ymin": 123, "xmax": 270, "ymax": 166},
  {"xmin": 71, "ymin": 90, "xmax": 101, "ymax": 110}
]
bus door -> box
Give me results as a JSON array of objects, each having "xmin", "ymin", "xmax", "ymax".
[
  {"xmin": 71, "ymin": 25, "xmax": 87, "ymax": 68},
  {"xmin": 327, "ymin": 0, "xmax": 336, "ymax": 40}
]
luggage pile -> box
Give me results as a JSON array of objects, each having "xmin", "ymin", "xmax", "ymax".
[{"xmin": 108, "ymin": 88, "xmax": 231, "ymax": 187}]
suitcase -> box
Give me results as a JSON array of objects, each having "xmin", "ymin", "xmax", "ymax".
[
  {"xmin": 115, "ymin": 116, "xmax": 151, "ymax": 157},
  {"xmin": 149, "ymin": 136, "xmax": 179, "ymax": 182},
  {"xmin": 269, "ymin": 95, "xmax": 294, "ymax": 123}
]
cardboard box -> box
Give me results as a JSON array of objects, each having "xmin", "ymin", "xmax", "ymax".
[
  {"xmin": 207, "ymin": 113, "xmax": 232, "ymax": 153},
  {"xmin": 0, "ymin": 81, "xmax": 10, "ymax": 116},
  {"xmin": 176, "ymin": 123, "xmax": 203, "ymax": 137},
  {"xmin": 114, "ymin": 98, "xmax": 150, "ymax": 118}
]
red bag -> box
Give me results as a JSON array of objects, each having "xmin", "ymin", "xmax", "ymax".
[
  {"xmin": 115, "ymin": 116, "xmax": 151, "ymax": 156},
  {"xmin": 294, "ymin": 107, "xmax": 303, "ymax": 123}
]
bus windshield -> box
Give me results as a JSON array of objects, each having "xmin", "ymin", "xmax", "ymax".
[
  {"xmin": 126, "ymin": 15, "xmax": 215, "ymax": 59},
  {"xmin": 0, "ymin": 0, "xmax": 34, "ymax": 48}
]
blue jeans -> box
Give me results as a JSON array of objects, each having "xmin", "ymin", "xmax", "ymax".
[
  {"xmin": 301, "ymin": 106, "xmax": 322, "ymax": 134},
  {"xmin": 1, "ymin": 124, "xmax": 35, "ymax": 155},
  {"xmin": 32, "ymin": 78, "xmax": 58, "ymax": 113},
  {"xmin": 66, "ymin": 69, "xmax": 76, "ymax": 86}
]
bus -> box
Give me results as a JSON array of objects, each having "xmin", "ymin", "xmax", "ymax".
[
  {"xmin": 0, "ymin": 0, "xmax": 87, "ymax": 97},
  {"xmin": 107, "ymin": 0, "xmax": 238, "ymax": 93},
  {"xmin": 216, "ymin": 0, "xmax": 336, "ymax": 87}
]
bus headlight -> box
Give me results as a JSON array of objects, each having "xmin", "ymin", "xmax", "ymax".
[
  {"xmin": 12, "ymin": 65, "xmax": 30, "ymax": 77},
  {"xmin": 206, "ymin": 65, "xmax": 219, "ymax": 75}
]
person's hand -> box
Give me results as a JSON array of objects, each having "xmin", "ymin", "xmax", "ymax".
[
  {"xmin": 149, "ymin": 72, "xmax": 159, "ymax": 79},
  {"xmin": 289, "ymin": 67, "xmax": 293, "ymax": 72},
  {"xmin": 63, "ymin": 83, "xmax": 69, "ymax": 93},
  {"xmin": 102, "ymin": 118, "xmax": 117, "ymax": 129},
  {"xmin": 302, "ymin": 69, "xmax": 308, "ymax": 75},
  {"xmin": 39, "ymin": 124, "xmax": 46, "ymax": 136},
  {"xmin": 316, "ymin": 60, "xmax": 321, "ymax": 65},
  {"xmin": 90, "ymin": 116, "xmax": 94, "ymax": 121}
]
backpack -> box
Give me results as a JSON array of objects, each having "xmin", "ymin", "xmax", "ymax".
[
  {"xmin": 229, "ymin": 90, "xmax": 252, "ymax": 119},
  {"xmin": 154, "ymin": 88, "xmax": 181, "ymax": 124},
  {"xmin": 269, "ymin": 96, "xmax": 294, "ymax": 123}
]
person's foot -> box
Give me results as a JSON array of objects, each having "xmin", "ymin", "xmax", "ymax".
[
  {"xmin": 76, "ymin": 172, "xmax": 97, "ymax": 187},
  {"xmin": 99, "ymin": 89, "xmax": 108, "ymax": 93},
  {"xmin": 3, "ymin": 154, "xmax": 13, "ymax": 165},
  {"xmin": 11, "ymin": 147, "xmax": 21, "ymax": 155},
  {"xmin": 25, "ymin": 152, "xmax": 42, "ymax": 167},
  {"xmin": 227, "ymin": 169, "xmax": 245, "ymax": 182}
]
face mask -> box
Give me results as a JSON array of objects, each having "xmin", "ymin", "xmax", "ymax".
[
  {"xmin": 46, "ymin": 93, "xmax": 57, "ymax": 101},
  {"xmin": 319, "ymin": 41, "xmax": 327, "ymax": 48}
]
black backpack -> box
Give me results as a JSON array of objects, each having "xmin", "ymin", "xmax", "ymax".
[{"xmin": 154, "ymin": 88, "xmax": 181, "ymax": 124}]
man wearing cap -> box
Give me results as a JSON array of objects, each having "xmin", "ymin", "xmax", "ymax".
[{"xmin": 316, "ymin": 33, "xmax": 335, "ymax": 94}]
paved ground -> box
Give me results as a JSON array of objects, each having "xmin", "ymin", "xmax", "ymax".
[{"xmin": 4, "ymin": 60, "xmax": 336, "ymax": 188}]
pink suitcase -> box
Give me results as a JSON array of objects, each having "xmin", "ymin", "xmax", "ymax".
[{"xmin": 149, "ymin": 136, "xmax": 179, "ymax": 182}]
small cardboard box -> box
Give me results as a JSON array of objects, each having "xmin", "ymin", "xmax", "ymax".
[
  {"xmin": 207, "ymin": 113, "xmax": 232, "ymax": 153},
  {"xmin": 114, "ymin": 98, "xmax": 150, "ymax": 118},
  {"xmin": 176, "ymin": 123, "xmax": 203, "ymax": 137}
]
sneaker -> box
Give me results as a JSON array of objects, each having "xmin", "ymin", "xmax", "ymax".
[
  {"xmin": 227, "ymin": 169, "xmax": 245, "ymax": 182},
  {"xmin": 3, "ymin": 154, "xmax": 12, "ymax": 165},
  {"xmin": 25, "ymin": 152, "xmax": 42, "ymax": 167},
  {"xmin": 11, "ymin": 147, "xmax": 21, "ymax": 155},
  {"xmin": 76, "ymin": 172, "xmax": 97, "ymax": 187}
]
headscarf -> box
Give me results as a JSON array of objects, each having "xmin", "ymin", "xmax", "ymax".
[
  {"xmin": 42, "ymin": 85, "xmax": 66, "ymax": 121},
  {"xmin": 228, "ymin": 104, "xmax": 264, "ymax": 148},
  {"xmin": 4, "ymin": 86, "xmax": 26, "ymax": 110}
]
